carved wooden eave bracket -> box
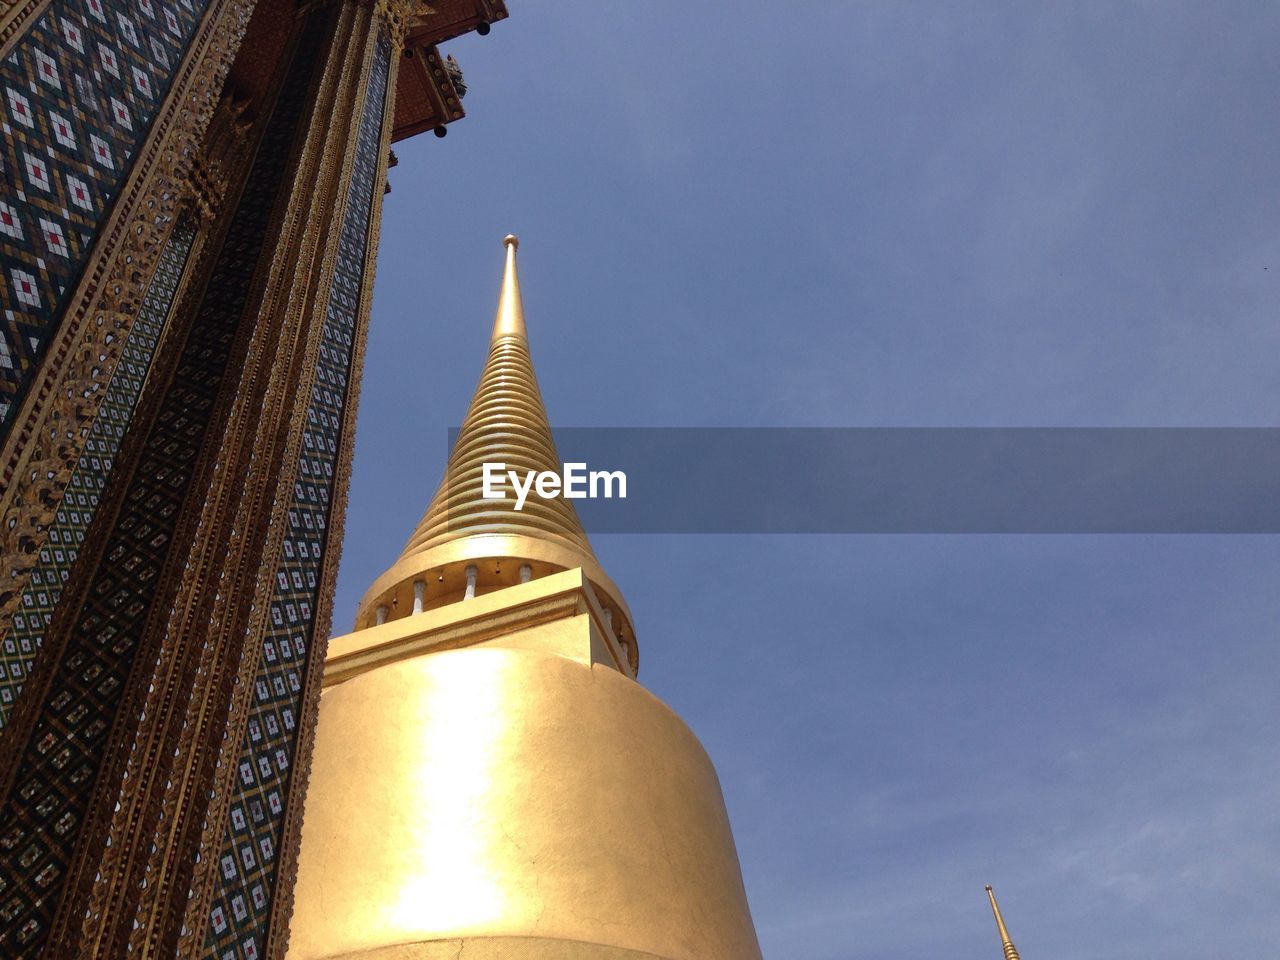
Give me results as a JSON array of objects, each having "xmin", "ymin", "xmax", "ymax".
[
  {"xmin": 387, "ymin": 0, "xmax": 507, "ymax": 142},
  {"xmin": 401, "ymin": 0, "xmax": 505, "ymax": 47},
  {"xmin": 392, "ymin": 44, "xmax": 464, "ymax": 141}
]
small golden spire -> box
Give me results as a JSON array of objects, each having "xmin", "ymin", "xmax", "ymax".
[
  {"xmin": 985, "ymin": 886, "xmax": 1022, "ymax": 960},
  {"xmin": 491, "ymin": 234, "xmax": 526, "ymax": 344},
  {"xmin": 354, "ymin": 236, "xmax": 634, "ymax": 663}
]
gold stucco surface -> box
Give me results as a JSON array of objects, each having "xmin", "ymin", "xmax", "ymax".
[
  {"xmin": 305, "ymin": 935, "xmax": 674, "ymax": 958},
  {"xmin": 286, "ymin": 644, "xmax": 761, "ymax": 960}
]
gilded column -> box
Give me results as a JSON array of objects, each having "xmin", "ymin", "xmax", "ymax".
[
  {"xmin": 181, "ymin": 2, "xmax": 406, "ymax": 955},
  {"xmin": 77, "ymin": 0, "xmax": 405, "ymax": 955},
  {"xmin": 0, "ymin": 0, "xmax": 383, "ymax": 955}
]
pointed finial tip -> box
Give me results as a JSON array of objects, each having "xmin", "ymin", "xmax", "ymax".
[
  {"xmin": 504, "ymin": 234, "xmax": 519, "ymax": 249},
  {"xmin": 986, "ymin": 885, "xmax": 994, "ymax": 892}
]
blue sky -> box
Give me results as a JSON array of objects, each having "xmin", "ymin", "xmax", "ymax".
[{"xmin": 334, "ymin": 4, "xmax": 1280, "ymax": 957}]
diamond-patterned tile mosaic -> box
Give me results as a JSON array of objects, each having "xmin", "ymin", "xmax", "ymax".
[
  {"xmin": 0, "ymin": 11, "xmax": 325, "ymax": 953},
  {"xmin": 0, "ymin": 0, "xmax": 210, "ymax": 439},
  {"xmin": 0, "ymin": 215, "xmax": 194, "ymax": 728},
  {"xmin": 203, "ymin": 30, "xmax": 389, "ymax": 960}
]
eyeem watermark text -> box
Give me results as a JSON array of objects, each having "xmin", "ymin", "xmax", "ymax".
[{"xmin": 482, "ymin": 462, "xmax": 627, "ymax": 511}]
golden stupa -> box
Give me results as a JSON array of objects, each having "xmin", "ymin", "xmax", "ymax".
[{"xmin": 286, "ymin": 237, "xmax": 762, "ymax": 959}]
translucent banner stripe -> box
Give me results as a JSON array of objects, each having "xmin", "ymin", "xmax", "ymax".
[{"xmin": 443, "ymin": 428, "xmax": 1280, "ymax": 534}]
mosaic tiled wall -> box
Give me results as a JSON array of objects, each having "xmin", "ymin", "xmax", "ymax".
[
  {"xmin": 203, "ymin": 30, "xmax": 389, "ymax": 960},
  {"xmin": 0, "ymin": 214, "xmax": 195, "ymax": 728},
  {"xmin": 0, "ymin": 0, "xmax": 209, "ymax": 438},
  {"xmin": 0, "ymin": 12, "xmax": 330, "ymax": 955}
]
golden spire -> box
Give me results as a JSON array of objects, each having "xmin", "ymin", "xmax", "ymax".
[
  {"xmin": 985, "ymin": 885, "xmax": 1022, "ymax": 960},
  {"xmin": 354, "ymin": 236, "xmax": 635, "ymax": 662},
  {"xmin": 491, "ymin": 234, "xmax": 526, "ymax": 343}
]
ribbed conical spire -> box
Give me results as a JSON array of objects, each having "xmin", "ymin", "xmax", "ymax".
[
  {"xmin": 985, "ymin": 886, "xmax": 1022, "ymax": 960},
  {"xmin": 401, "ymin": 234, "xmax": 595, "ymax": 560},
  {"xmin": 354, "ymin": 237, "xmax": 634, "ymax": 662}
]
